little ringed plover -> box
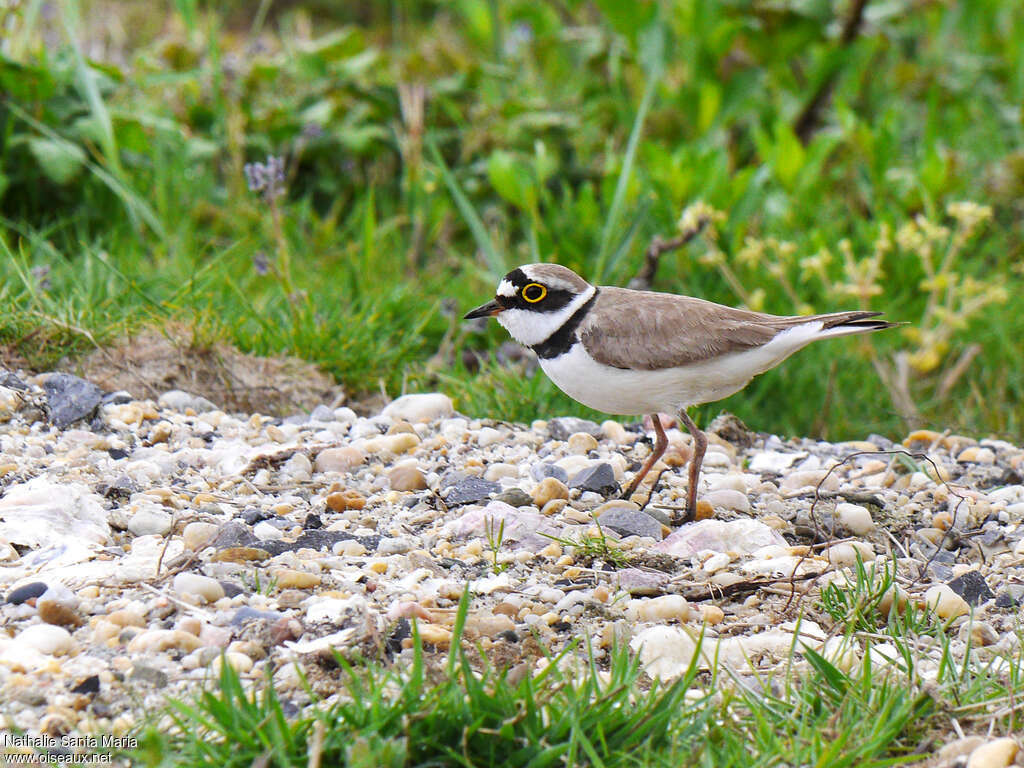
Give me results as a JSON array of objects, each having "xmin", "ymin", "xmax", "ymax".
[{"xmin": 465, "ymin": 263, "xmax": 895, "ymax": 523}]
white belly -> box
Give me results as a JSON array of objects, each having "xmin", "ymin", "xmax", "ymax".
[{"xmin": 537, "ymin": 323, "xmax": 825, "ymax": 416}]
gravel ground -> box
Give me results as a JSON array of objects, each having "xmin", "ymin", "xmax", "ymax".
[{"xmin": 1, "ymin": 368, "xmax": 1023, "ymax": 766}]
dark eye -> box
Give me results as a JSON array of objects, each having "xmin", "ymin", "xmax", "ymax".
[{"xmin": 522, "ymin": 283, "xmax": 547, "ymax": 303}]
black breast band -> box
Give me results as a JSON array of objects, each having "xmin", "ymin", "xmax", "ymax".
[{"xmin": 531, "ymin": 289, "xmax": 599, "ymax": 360}]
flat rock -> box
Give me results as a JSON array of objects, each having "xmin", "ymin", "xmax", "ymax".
[
  {"xmin": 530, "ymin": 463, "xmax": 569, "ymax": 483},
  {"xmin": 655, "ymin": 519, "xmax": 786, "ymax": 557},
  {"xmin": 616, "ymin": 568, "xmax": 670, "ymax": 596},
  {"xmin": 596, "ymin": 505, "xmax": 663, "ymax": 540},
  {"xmin": 569, "ymin": 463, "xmax": 618, "ymax": 495},
  {"xmin": 5, "ymin": 581, "xmax": 49, "ymax": 605},
  {"xmin": 444, "ymin": 476, "xmax": 500, "ymax": 505},
  {"xmin": 42, "ymin": 373, "xmax": 103, "ymax": 428},
  {"xmin": 947, "ymin": 570, "xmax": 994, "ymax": 606},
  {"xmin": 0, "ymin": 478, "xmax": 110, "ymax": 549}
]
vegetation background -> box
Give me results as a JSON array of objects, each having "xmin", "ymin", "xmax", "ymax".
[{"xmin": 1, "ymin": 0, "xmax": 1021, "ymax": 440}]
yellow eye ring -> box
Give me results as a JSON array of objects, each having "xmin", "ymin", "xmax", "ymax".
[{"xmin": 522, "ymin": 283, "xmax": 547, "ymax": 303}]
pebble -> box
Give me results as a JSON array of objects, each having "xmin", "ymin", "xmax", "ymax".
[
  {"xmin": 38, "ymin": 598, "xmax": 83, "ymax": 628},
  {"xmin": 532, "ymin": 477, "xmax": 569, "ymax": 508},
  {"xmin": 128, "ymin": 629, "xmax": 203, "ymax": 653},
  {"xmin": 381, "ymin": 393, "xmax": 453, "ymax": 423},
  {"xmin": 701, "ymin": 489, "xmax": 750, "ymax": 513},
  {"xmin": 958, "ymin": 446, "xmax": 996, "ymax": 465},
  {"xmin": 183, "ymin": 522, "xmax": 219, "ymax": 551},
  {"xmin": 445, "ymin": 476, "xmax": 500, "ymax": 505},
  {"xmin": 569, "ymin": 463, "xmax": 618, "ymax": 495},
  {"xmin": 127, "ymin": 508, "xmax": 173, "ymax": 537},
  {"xmin": 173, "ymin": 573, "xmax": 226, "ymax": 603},
  {"xmin": 326, "ymin": 489, "xmax": 367, "ymax": 510},
  {"xmin": 596, "ymin": 503, "xmax": 663, "ymax": 540},
  {"xmin": 947, "ymin": 570, "xmax": 994, "ymax": 606},
  {"xmin": 530, "ymin": 463, "xmax": 569, "ymax": 483},
  {"xmin": 836, "ymin": 503, "xmax": 874, "ymax": 535},
  {"xmin": 631, "ymin": 595, "xmax": 690, "ymax": 623},
  {"xmin": 656, "ymin": 519, "xmax": 785, "ymax": 557},
  {"xmin": 967, "ymin": 738, "xmax": 1019, "ymax": 768},
  {"xmin": 273, "ymin": 569, "xmax": 321, "ymax": 589},
  {"xmin": 567, "ymin": 432, "xmax": 599, "ymax": 454},
  {"xmin": 5, "ymin": 581, "xmax": 48, "ymax": 605},
  {"xmin": 314, "ymin": 446, "xmax": 365, "ymax": 474},
  {"xmin": 17, "ymin": 624, "xmax": 72, "ymax": 655},
  {"xmin": 42, "ymin": 373, "xmax": 103, "ymax": 428},
  {"xmin": 924, "ymin": 584, "xmax": 970, "ymax": 619}
]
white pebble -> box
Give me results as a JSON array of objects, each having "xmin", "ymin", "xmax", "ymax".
[
  {"xmin": 836, "ymin": 503, "xmax": 874, "ymax": 535},
  {"xmin": 630, "ymin": 595, "xmax": 691, "ymax": 623},
  {"xmin": 967, "ymin": 738, "xmax": 1019, "ymax": 768},
  {"xmin": 924, "ymin": 584, "xmax": 969, "ymax": 619},
  {"xmin": 173, "ymin": 573, "xmax": 225, "ymax": 603},
  {"xmin": 17, "ymin": 624, "xmax": 72, "ymax": 656},
  {"xmin": 702, "ymin": 489, "xmax": 750, "ymax": 513}
]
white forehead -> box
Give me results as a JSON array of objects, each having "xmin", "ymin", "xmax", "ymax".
[
  {"xmin": 497, "ymin": 279, "xmax": 517, "ymax": 297},
  {"xmin": 521, "ymin": 264, "xmax": 587, "ymax": 293}
]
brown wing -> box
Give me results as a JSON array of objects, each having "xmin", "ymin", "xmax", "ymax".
[{"xmin": 579, "ymin": 287, "xmax": 885, "ymax": 371}]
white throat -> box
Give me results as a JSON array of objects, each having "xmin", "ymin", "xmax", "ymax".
[{"xmin": 496, "ymin": 284, "xmax": 596, "ymax": 348}]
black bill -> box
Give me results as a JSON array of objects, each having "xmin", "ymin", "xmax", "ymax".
[{"xmin": 464, "ymin": 298, "xmax": 505, "ymax": 319}]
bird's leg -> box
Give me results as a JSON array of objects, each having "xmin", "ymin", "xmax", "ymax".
[
  {"xmin": 677, "ymin": 409, "xmax": 706, "ymax": 524},
  {"xmin": 621, "ymin": 414, "xmax": 668, "ymax": 501}
]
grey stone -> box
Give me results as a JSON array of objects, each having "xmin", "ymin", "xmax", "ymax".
[
  {"xmin": 309, "ymin": 405, "xmax": 334, "ymax": 422},
  {"xmin": 947, "ymin": 570, "xmax": 994, "ymax": 606},
  {"xmin": 444, "ymin": 476, "xmax": 500, "ymax": 505},
  {"xmin": 596, "ymin": 508, "xmax": 663, "ymax": 540},
  {"xmin": 0, "ymin": 369, "xmax": 28, "ymax": 390},
  {"xmin": 641, "ymin": 506, "xmax": 672, "ymax": 527},
  {"xmin": 495, "ymin": 488, "xmax": 534, "ymax": 508},
  {"xmin": 439, "ymin": 470, "xmax": 466, "ymax": 490},
  {"xmin": 130, "ymin": 664, "xmax": 168, "ymax": 688},
  {"xmin": 377, "ymin": 536, "xmax": 414, "ymax": 555},
  {"xmin": 213, "ymin": 521, "xmax": 261, "ymax": 549},
  {"xmin": 102, "ymin": 390, "xmax": 134, "ymax": 405},
  {"xmin": 549, "ymin": 417, "xmax": 602, "ymax": 441},
  {"xmin": 530, "ymin": 463, "xmax": 568, "ymax": 483},
  {"xmin": 616, "ymin": 567, "xmax": 669, "ymax": 596},
  {"xmin": 42, "ymin": 373, "xmax": 103, "ymax": 428},
  {"xmin": 5, "ymin": 581, "xmax": 48, "ymax": 605},
  {"xmin": 261, "ymin": 529, "xmax": 379, "ymax": 555},
  {"xmin": 569, "ymin": 463, "xmax": 618, "ymax": 495}
]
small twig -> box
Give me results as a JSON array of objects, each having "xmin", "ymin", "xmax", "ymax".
[{"xmin": 629, "ymin": 216, "xmax": 711, "ymax": 290}]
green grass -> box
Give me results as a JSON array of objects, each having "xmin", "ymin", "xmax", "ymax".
[
  {"xmin": 1, "ymin": 1, "xmax": 1022, "ymax": 438},
  {"xmin": 119, "ymin": 571, "xmax": 1024, "ymax": 767}
]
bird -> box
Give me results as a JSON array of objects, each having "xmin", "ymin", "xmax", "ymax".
[{"xmin": 465, "ymin": 263, "xmax": 896, "ymax": 523}]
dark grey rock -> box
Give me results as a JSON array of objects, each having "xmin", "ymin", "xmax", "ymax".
[
  {"xmin": 70, "ymin": 675, "xmax": 101, "ymax": 695},
  {"xmin": 867, "ymin": 434, "xmax": 895, "ymax": 450},
  {"xmin": 260, "ymin": 529, "xmax": 379, "ymax": 555},
  {"xmin": 42, "ymin": 373, "xmax": 103, "ymax": 428},
  {"xmin": 97, "ymin": 475, "xmax": 137, "ymax": 500},
  {"xmin": 219, "ymin": 581, "xmax": 246, "ymax": 598},
  {"xmin": 596, "ymin": 508, "xmax": 663, "ymax": 540},
  {"xmin": 213, "ymin": 521, "xmax": 261, "ymax": 549},
  {"xmin": 995, "ymin": 591, "xmax": 1018, "ymax": 609},
  {"xmin": 0, "ymin": 370, "xmax": 28, "ymax": 390},
  {"xmin": 530, "ymin": 463, "xmax": 568, "ymax": 483},
  {"xmin": 642, "ymin": 506, "xmax": 672, "ymax": 527},
  {"xmin": 240, "ymin": 508, "xmax": 272, "ymax": 525},
  {"xmin": 444, "ymin": 476, "xmax": 500, "ymax": 505},
  {"xmin": 947, "ymin": 570, "xmax": 994, "ymax": 606},
  {"xmin": 569, "ymin": 463, "xmax": 618, "ymax": 495},
  {"xmin": 102, "ymin": 390, "xmax": 134, "ymax": 405},
  {"xmin": 495, "ymin": 488, "xmax": 534, "ymax": 508},
  {"xmin": 5, "ymin": 581, "xmax": 48, "ymax": 605},
  {"xmin": 130, "ymin": 664, "xmax": 168, "ymax": 687},
  {"xmin": 439, "ymin": 469, "xmax": 466, "ymax": 490},
  {"xmin": 549, "ymin": 417, "xmax": 602, "ymax": 441}
]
